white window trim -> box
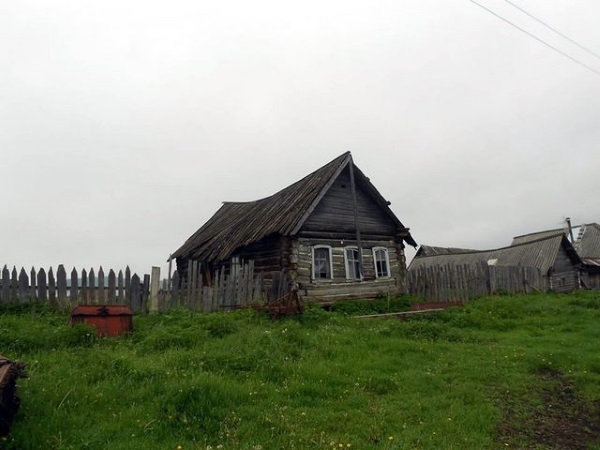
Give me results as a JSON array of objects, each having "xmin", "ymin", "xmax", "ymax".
[
  {"xmin": 372, "ymin": 246, "xmax": 391, "ymax": 278},
  {"xmin": 344, "ymin": 246, "xmax": 362, "ymax": 280},
  {"xmin": 312, "ymin": 245, "xmax": 333, "ymax": 281}
]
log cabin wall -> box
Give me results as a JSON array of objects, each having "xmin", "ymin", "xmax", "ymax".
[
  {"xmin": 293, "ymin": 237, "xmax": 405, "ymax": 301},
  {"xmin": 231, "ymin": 234, "xmax": 288, "ymax": 292}
]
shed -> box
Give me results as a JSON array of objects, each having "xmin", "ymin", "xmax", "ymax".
[
  {"xmin": 171, "ymin": 152, "xmax": 416, "ymax": 302},
  {"xmin": 410, "ymin": 233, "xmax": 581, "ymax": 293},
  {"xmin": 512, "ymin": 222, "xmax": 600, "ymax": 289}
]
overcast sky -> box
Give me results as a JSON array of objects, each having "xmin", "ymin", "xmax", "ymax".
[{"xmin": 1, "ymin": 0, "xmax": 599, "ymax": 277}]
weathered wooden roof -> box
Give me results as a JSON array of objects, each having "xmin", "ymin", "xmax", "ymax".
[
  {"xmin": 415, "ymin": 245, "xmax": 477, "ymax": 258},
  {"xmin": 409, "ymin": 233, "xmax": 580, "ymax": 274},
  {"xmin": 172, "ymin": 152, "xmax": 416, "ymax": 263}
]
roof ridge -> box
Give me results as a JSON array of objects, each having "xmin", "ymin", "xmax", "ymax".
[{"xmin": 415, "ymin": 233, "xmax": 566, "ymax": 260}]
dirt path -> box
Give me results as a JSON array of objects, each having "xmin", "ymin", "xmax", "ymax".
[{"xmin": 497, "ymin": 368, "xmax": 600, "ymax": 449}]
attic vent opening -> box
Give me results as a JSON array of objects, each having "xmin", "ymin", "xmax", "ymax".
[{"xmin": 340, "ymin": 183, "xmax": 347, "ymax": 188}]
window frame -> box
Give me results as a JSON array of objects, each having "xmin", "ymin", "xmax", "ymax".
[
  {"xmin": 344, "ymin": 246, "xmax": 362, "ymax": 280},
  {"xmin": 372, "ymin": 246, "xmax": 391, "ymax": 278},
  {"xmin": 312, "ymin": 245, "xmax": 333, "ymax": 281}
]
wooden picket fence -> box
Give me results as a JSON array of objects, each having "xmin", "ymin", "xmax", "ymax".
[
  {"xmin": 407, "ymin": 263, "xmax": 545, "ymax": 303},
  {"xmin": 0, "ymin": 265, "xmax": 149, "ymax": 312},
  {"xmin": 157, "ymin": 261, "xmax": 292, "ymax": 312},
  {"xmin": 0, "ymin": 262, "xmax": 293, "ymax": 314}
]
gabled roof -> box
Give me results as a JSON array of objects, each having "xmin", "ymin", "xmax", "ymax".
[
  {"xmin": 409, "ymin": 233, "xmax": 581, "ymax": 274},
  {"xmin": 512, "ymin": 222, "xmax": 600, "ymax": 266},
  {"xmin": 172, "ymin": 152, "xmax": 416, "ymax": 263},
  {"xmin": 415, "ymin": 245, "xmax": 477, "ymax": 258},
  {"xmin": 512, "ymin": 228, "xmax": 567, "ymax": 246}
]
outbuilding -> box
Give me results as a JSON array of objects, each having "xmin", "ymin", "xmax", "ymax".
[{"xmin": 410, "ymin": 233, "xmax": 581, "ymax": 293}]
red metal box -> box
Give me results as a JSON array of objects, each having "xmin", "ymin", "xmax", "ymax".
[{"xmin": 71, "ymin": 305, "xmax": 133, "ymax": 337}]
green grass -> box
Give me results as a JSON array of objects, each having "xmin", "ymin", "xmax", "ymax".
[{"xmin": 1, "ymin": 292, "xmax": 599, "ymax": 450}]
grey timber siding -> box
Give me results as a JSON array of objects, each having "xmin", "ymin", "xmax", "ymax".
[
  {"xmin": 411, "ymin": 234, "xmax": 581, "ymax": 294},
  {"xmin": 582, "ymin": 272, "xmax": 600, "ymax": 289},
  {"xmin": 294, "ymin": 238, "xmax": 405, "ymax": 301},
  {"xmin": 300, "ymin": 167, "xmax": 397, "ymax": 236},
  {"xmin": 550, "ymin": 245, "xmax": 580, "ymax": 292},
  {"xmin": 233, "ymin": 235, "xmax": 285, "ymax": 273},
  {"xmin": 229, "ymin": 235, "xmax": 287, "ymax": 292}
]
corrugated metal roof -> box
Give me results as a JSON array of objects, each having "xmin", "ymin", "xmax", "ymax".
[
  {"xmin": 171, "ymin": 152, "xmax": 416, "ymax": 263},
  {"xmin": 512, "ymin": 222, "xmax": 600, "ymax": 264},
  {"xmin": 511, "ymin": 228, "xmax": 567, "ymax": 245},
  {"xmin": 409, "ymin": 233, "xmax": 580, "ymax": 274},
  {"xmin": 575, "ymin": 223, "xmax": 600, "ymax": 260}
]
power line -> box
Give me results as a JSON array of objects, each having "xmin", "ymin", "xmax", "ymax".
[
  {"xmin": 504, "ymin": 0, "xmax": 600, "ymax": 61},
  {"xmin": 468, "ymin": 0, "xmax": 600, "ymax": 77}
]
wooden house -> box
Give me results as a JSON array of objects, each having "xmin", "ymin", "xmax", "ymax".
[
  {"xmin": 513, "ymin": 223, "xmax": 600, "ymax": 289},
  {"xmin": 170, "ymin": 152, "xmax": 416, "ymax": 302},
  {"xmin": 409, "ymin": 233, "xmax": 582, "ymax": 293}
]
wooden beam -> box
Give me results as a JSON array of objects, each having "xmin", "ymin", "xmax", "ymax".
[{"xmin": 348, "ymin": 155, "xmax": 364, "ymax": 277}]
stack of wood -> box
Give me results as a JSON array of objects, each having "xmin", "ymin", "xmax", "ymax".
[{"xmin": 0, "ymin": 355, "xmax": 25, "ymax": 436}]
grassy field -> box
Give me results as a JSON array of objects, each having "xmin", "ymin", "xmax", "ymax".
[{"xmin": 1, "ymin": 292, "xmax": 599, "ymax": 450}]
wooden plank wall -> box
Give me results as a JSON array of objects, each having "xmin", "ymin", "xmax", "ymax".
[
  {"xmin": 0, "ymin": 265, "xmax": 148, "ymax": 311},
  {"xmin": 582, "ymin": 272, "xmax": 600, "ymax": 290},
  {"xmin": 407, "ymin": 263, "xmax": 546, "ymax": 302},
  {"xmin": 301, "ymin": 167, "xmax": 397, "ymax": 235}
]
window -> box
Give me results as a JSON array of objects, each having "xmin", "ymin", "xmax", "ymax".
[
  {"xmin": 312, "ymin": 246, "xmax": 332, "ymax": 279},
  {"xmin": 373, "ymin": 247, "xmax": 390, "ymax": 278},
  {"xmin": 344, "ymin": 247, "xmax": 361, "ymax": 280}
]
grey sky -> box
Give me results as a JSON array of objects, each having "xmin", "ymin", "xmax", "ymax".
[{"xmin": 1, "ymin": 0, "xmax": 599, "ymax": 276}]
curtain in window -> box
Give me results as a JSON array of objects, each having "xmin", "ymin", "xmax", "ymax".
[
  {"xmin": 314, "ymin": 247, "xmax": 331, "ymax": 279},
  {"xmin": 345, "ymin": 248, "xmax": 360, "ymax": 279},
  {"xmin": 374, "ymin": 248, "xmax": 389, "ymax": 277}
]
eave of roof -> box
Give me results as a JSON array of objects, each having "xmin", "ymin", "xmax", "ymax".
[{"xmin": 415, "ymin": 245, "xmax": 478, "ymax": 258}]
